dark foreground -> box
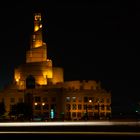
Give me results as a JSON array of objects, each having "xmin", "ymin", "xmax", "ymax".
[{"xmin": 0, "ymin": 133, "xmax": 140, "ymax": 140}]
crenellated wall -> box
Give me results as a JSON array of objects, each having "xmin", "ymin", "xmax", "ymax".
[{"xmin": 63, "ymin": 80, "xmax": 100, "ymax": 90}]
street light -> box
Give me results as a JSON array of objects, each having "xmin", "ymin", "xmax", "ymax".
[
  {"xmin": 85, "ymin": 99, "xmax": 93, "ymax": 120},
  {"xmin": 34, "ymin": 102, "xmax": 38, "ymax": 106},
  {"xmin": 89, "ymin": 99, "xmax": 92, "ymax": 103}
]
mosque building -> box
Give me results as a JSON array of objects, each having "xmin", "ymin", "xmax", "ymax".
[{"xmin": 0, "ymin": 13, "xmax": 111, "ymax": 121}]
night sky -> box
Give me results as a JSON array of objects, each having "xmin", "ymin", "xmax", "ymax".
[{"xmin": 0, "ymin": 1, "xmax": 140, "ymax": 109}]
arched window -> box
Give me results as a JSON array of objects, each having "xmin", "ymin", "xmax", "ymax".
[{"xmin": 26, "ymin": 75, "xmax": 35, "ymax": 89}]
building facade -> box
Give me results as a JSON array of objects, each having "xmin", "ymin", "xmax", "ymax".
[{"xmin": 0, "ymin": 13, "xmax": 111, "ymax": 121}]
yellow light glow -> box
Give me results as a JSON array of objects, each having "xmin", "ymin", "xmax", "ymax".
[
  {"xmin": 40, "ymin": 24, "xmax": 42, "ymax": 28},
  {"xmin": 34, "ymin": 41, "xmax": 42, "ymax": 48},
  {"xmin": 16, "ymin": 78, "xmax": 19, "ymax": 82},
  {"xmin": 34, "ymin": 102, "xmax": 38, "ymax": 106},
  {"xmin": 89, "ymin": 100, "xmax": 92, "ymax": 103},
  {"xmin": 34, "ymin": 26, "xmax": 39, "ymax": 32},
  {"xmin": 15, "ymin": 71, "xmax": 20, "ymax": 83},
  {"xmin": 43, "ymin": 70, "xmax": 53, "ymax": 79},
  {"xmin": 35, "ymin": 15, "xmax": 41, "ymax": 21},
  {"xmin": 42, "ymin": 102, "xmax": 45, "ymax": 106}
]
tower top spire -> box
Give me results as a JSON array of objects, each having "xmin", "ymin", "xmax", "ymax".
[
  {"xmin": 26, "ymin": 12, "xmax": 47, "ymax": 63},
  {"xmin": 32, "ymin": 13, "xmax": 43, "ymax": 48},
  {"xmin": 34, "ymin": 13, "xmax": 42, "ymax": 32}
]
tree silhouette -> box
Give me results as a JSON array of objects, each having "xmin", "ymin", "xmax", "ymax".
[{"xmin": 0, "ymin": 102, "xmax": 5, "ymax": 116}]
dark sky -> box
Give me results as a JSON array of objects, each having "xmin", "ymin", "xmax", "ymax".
[{"xmin": 0, "ymin": 1, "xmax": 140, "ymax": 107}]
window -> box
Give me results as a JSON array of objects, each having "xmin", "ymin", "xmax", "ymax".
[
  {"xmin": 95, "ymin": 105, "xmax": 98, "ymax": 110},
  {"xmin": 83, "ymin": 105, "xmax": 87, "ymax": 110},
  {"xmin": 35, "ymin": 104, "xmax": 41, "ymax": 110},
  {"xmin": 66, "ymin": 97, "xmax": 70, "ymax": 102},
  {"xmin": 66, "ymin": 112, "xmax": 71, "ymax": 117},
  {"xmin": 78, "ymin": 104, "xmax": 82, "ymax": 110},
  {"xmin": 26, "ymin": 75, "xmax": 35, "ymax": 89},
  {"xmin": 101, "ymin": 105, "xmax": 104, "ymax": 110},
  {"xmin": 88, "ymin": 105, "xmax": 93, "ymax": 110},
  {"xmin": 34, "ymin": 96, "xmax": 41, "ymax": 102},
  {"xmin": 78, "ymin": 97, "xmax": 82, "ymax": 102},
  {"xmin": 77, "ymin": 112, "xmax": 81, "ymax": 117},
  {"xmin": 95, "ymin": 98, "xmax": 100, "ymax": 103},
  {"xmin": 72, "ymin": 104, "xmax": 77, "ymax": 110},
  {"xmin": 66, "ymin": 104, "xmax": 71, "ymax": 110},
  {"xmin": 42, "ymin": 104, "xmax": 49, "ymax": 110},
  {"xmin": 107, "ymin": 105, "xmax": 111, "ymax": 110},
  {"xmin": 72, "ymin": 112, "xmax": 76, "ymax": 117},
  {"xmin": 100, "ymin": 98, "xmax": 104, "ymax": 103},
  {"xmin": 72, "ymin": 97, "xmax": 76, "ymax": 102},
  {"xmin": 84, "ymin": 97, "xmax": 88, "ymax": 102},
  {"xmin": 42, "ymin": 97, "xmax": 48, "ymax": 102}
]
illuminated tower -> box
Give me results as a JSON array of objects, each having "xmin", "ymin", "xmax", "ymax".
[
  {"xmin": 14, "ymin": 13, "xmax": 64, "ymax": 89},
  {"xmin": 33, "ymin": 13, "xmax": 43, "ymax": 48},
  {"xmin": 26, "ymin": 13, "xmax": 47, "ymax": 63}
]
